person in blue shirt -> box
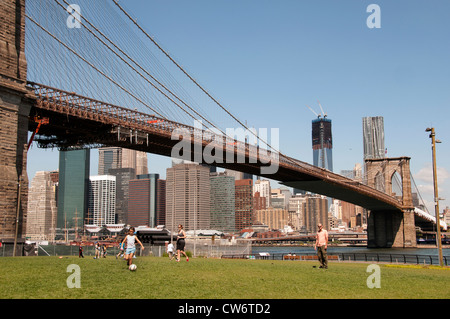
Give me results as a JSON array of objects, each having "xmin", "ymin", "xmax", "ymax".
[{"xmin": 121, "ymin": 227, "xmax": 145, "ymax": 267}]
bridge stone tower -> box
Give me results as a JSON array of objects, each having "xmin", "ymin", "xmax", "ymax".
[
  {"xmin": 365, "ymin": 157, "xmax": 416, "ymax": 247},
  {"xmin": 0, "ymin": 0, "xmax": 33, "ymax": 244}
]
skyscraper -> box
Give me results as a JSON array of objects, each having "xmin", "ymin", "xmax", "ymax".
[
  {"xmin": 89, "ymin": 175, "xmax": 116, "ymax": 226},
  {"xmin": 57, "ymin": 149, "xmax": 90, "ymax": 234},
  {"xmin": 235, "ymin": 179, "xmax": 254, "ymax": 231},
  {"xmin": 128, "ymin": 174, "xmax": 160, "ymax": 228},
  {"xmin": 312, "ymin": 117, "xmax": 333, "ymax": 171},
  {"xmin": 108, "ymin": 168, "xmax": 136, "ymax": 224},
  {"xmin": 98, "ymin": 147, "xmax": 122, "ymax": 175},
  {"xmin": 26, "ymin": 171, "xmax": 58, "ymax": 240},
  {"xmin": 123, "ymin": 148, "xmax": 149, "ymax": 175},
  {"xmin": 210, "ymin": 173, "xmax": 235, "ymax": 232},
  {"xmin": 310, "ymin": 116, "xmax": 333, "ymax": 210},
  {"xmin": 303, "ymin": 194, "xmax": 329, "ymax": 232},
  {"xmin": 156, "ymin": 179, "xmax": 166, "ymax": 226},
  {"xmin": 362, "ymin": 116, "xmax": 385, "ymax": 160},
  {"xmin": 99, "ymin": 147, "xmax": 148, "ymax": 175},
  {"xmin": 166, "ymin": 164, "xmax": 211, "ymax": 233}
]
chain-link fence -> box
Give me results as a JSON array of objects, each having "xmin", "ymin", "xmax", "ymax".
[{"xmin": 0, "ymin": 240, "xmax": 252, "ymax": 258}]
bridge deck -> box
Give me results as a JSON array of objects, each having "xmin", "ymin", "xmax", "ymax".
[{"xmin": 28, "ymin": 82, "xmax": 407, "ymax": 213}]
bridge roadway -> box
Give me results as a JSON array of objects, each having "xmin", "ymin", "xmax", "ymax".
[{"xmin": 27, "ymin": 82, "xmax": 405, "ymax": 212}]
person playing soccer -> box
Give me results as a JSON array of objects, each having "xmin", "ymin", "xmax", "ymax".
[{"xmin": 121, "ymin": 227, "xmax": 145, "ymax": 267}]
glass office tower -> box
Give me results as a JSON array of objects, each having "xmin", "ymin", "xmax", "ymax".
[
  {"xmin": 57, "ymin": 149, "xmax": 90, "ymax": 235},
  {"xmin": 210, "ymin": 173, "xmax": 235, "ymax": 232}
]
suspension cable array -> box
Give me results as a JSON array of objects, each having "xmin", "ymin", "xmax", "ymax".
[{"xmin": 25, "ymin": 0, "xmax": 319, "ymax": 172}]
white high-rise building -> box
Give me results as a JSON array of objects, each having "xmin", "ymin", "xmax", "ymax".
[{"xmin": 89, "ymin": 175, "xmax": 116, "ymax": 226}]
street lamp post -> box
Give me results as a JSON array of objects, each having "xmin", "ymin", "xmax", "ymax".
[
  {"xmin": 425, "ymin": 127, "xmax": 444, "ymax": 267},
  {"xmin": 13, "ymin": 176, "xmax": 22, "ymax": 257},
  {"xmin": 171, "ymin": 179, "xmax": 175, "ymax": 245}
]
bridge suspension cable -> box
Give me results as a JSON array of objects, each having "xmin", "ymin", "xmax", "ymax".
[
  {"xmin": 32, "ymin": 0, "xmax": 220, "ymax": 133},
  {"xmin": 25, "ymin": 0, "xmax": 200, "ymax": 125},
  {"xmin": 25, "ymin": 13, "xmax": 169, "ymax": 121},
  {"xmin": 27, "ymin": 0, "xmax": 283, "ymax": 159},
  {"xmin": 410, "ymin": 171, "xmax": 431, "ymax": 214},
  {"xmin": 53, "ymin": 0, "xmax": 227, "ymax": 139},
  {"xmin": 29, "ymin": 1, "xmax": 271, "ymax": 157},
  {"xmin": 112, "ymin": 0, "xmax": 279, "ymax": 155},
  {"xmin": 24, "ymin": 0, "xmax": 349, "ymax": 177}
]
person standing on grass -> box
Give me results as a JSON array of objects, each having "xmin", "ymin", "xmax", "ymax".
[
  {"xmin": 167, "ymin": 241, "xmax": 175, "ymax": 261},
  {"xmin": 121, "ymin": 227, "xmax": 145, "ymax": 267},
  {"xmin": 314, "ymin": 223, "xmax": 328, "ymax": 269},
  {"xmin": 176, "ymin": 224, "xmax": 189, "ymax": 262},
  {"xmin": 116, "ymin": 239, "xmax": 125, "ymax": 259},
  {"xmin": 94, "ymin": 241, "xmax": 100, "ymax": 259},
  {"xmin": 78, "ymin": 244, "xmax": 84, "ymax": 258}
]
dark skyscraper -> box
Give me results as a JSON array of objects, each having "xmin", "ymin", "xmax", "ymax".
[
  {"xmin": 57, "ymin": 149, "xmax": 90, "ymax": 232},
  {"xmin": 156, "ymin": 179, "xmax": 166, "ymax": 227},
  {"xmin": 210, "ymin": 173, "xmax": 235, "ymax": 232},
  {"xmin": 312, "ymin": 117, "xmax": 333, "ymax": 172},
  {"xmin": 108, "ymin": 168, "xmax": 136, "ymax": 224}
]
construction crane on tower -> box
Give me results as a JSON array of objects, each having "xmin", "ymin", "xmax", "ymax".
[{"xmin": 306, "ymin": 101, "xmax": 327, "ymax": 119}]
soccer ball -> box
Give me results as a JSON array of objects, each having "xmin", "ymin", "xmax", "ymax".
[{"xmin": 129, "ymin": 264, "xmax": 137, "ymax": 271}]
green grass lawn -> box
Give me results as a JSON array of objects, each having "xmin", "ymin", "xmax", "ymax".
[{"xmin": 0, "ymin": 256, "xmax": 449, "ymax": 299}]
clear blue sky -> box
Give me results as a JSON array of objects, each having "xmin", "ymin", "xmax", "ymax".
[{"xmin": 27, "ymin": 0, "xmax": 450, "ymax": 214}]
